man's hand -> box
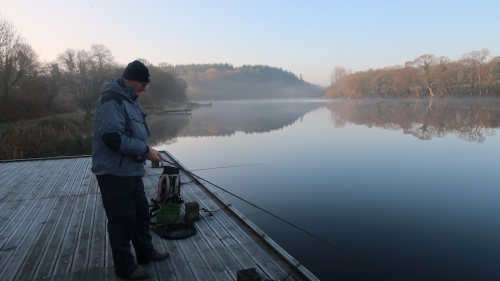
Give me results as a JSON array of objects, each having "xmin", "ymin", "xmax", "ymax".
[
  {"xmin": 142, "ymin": 166, "xmax": 147, "ymax": 177},
  {"xmin": 146, "ymin": 148, "xmax": 162, "ymax": 162}
]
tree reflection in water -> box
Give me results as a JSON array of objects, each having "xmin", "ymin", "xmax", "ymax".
[
  {"xmin": 326, "ymin": 98, "xmax": 500, "ymax": 143},
  {"xmin": 146, "ymin": 101, "xmax": 324, "ymax": 146}
]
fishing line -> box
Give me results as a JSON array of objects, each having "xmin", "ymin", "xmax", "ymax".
[
  {"xmin": 191, "ymin": 163, "xmax": 265, "ymax": 171},
  {"xmin": 143, "ymin": 163, "xmax": 263, "ymax": 179},
  {"xmin": 160, "ymin": 158, "xmax": 400, "ymax": 281}
]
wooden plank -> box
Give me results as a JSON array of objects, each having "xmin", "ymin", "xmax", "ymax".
[
  {"xmin": 0, "ymin": 160, "xmax": 50, "ymax": 202},
  {"xmin": 4, "ymin": 159, "xmax": 57, "ymax": 201},
  {"xmin": 88, "ymin": 190, "xmax": 106, "ymax": 280},
  {"xmin": 14, "ymin": 196, "xmax": 68, "ymax": 281},
  {"xmin": 173, "ymin": 188, "xmax": 242, "ymax": 271},
  {"xmin": 69, "ymin": 193, "xmax": 97, "ymax": 273},
  {"xmin": 0, "ymin": 199, "xmax": 37, "ymax": 250},
  {"xmin": 0, "ymin": 198, "xmax": 42, "ymax": 268},
  {"xmin": 178, "ymin": 189, "xmax": 271, "ymax": 280},
  {"xmin": 14, "ymin": 159, "xmax": 83, "ymax": 281},
  {"xmin": 175, "ymin": 238, "xmax": 216, "ymax": 281},
  {"xmin": 0, "ymin": 197, "xmax": 57, "ymax": 281},
  {"xmin": 0, "ymin": 162, "xmax": 24, "ymax": 184},
  {"xmin": 89, "ymin": 173, "xmax": 98, "ymax": 195},
  {"xmin": 50, "ymin": 194, "xmax": 89, "ymax": 277},
  {"xmin": 9, "ymin": 159, "xmax": 59, "ymax": 202},
  {"xmin": 26, "ymin": 159, "xmax": 69, "ymax": 201},
  {"xmin": 31, "ymin": 158, "xmax": 87, "ymax": 280},
  {"xmin": 0, "ymin": 161, "xmax": 33, "ymax": 186},
  {"xmin": 48, "ymin": 158, "xmax": 83, "ymax": 198},
  {"xmin": 77, "ymin": 159, "xmax": 93, "ymax": 195},
  {"xmin": 182, "ymin": 182, "xmax": 299, "ymax": 280},
  {"xmin": 0, "ymin": 161, "xmax": 60, "ymax": 250},
  {"xmin": 31, "ymin": 195, "xmax": 75, "ymax": 279},
  {"xmin": 159, "ymin": 239, "xmax": 197, "ymax": 281},
  {"xmin": 68, "ymin": 158, "xmax": 90, "ymax": 196},
  {"xmin": 57, "ymin": 158, "xmax": 86, "ymax": 197},
  {"xmin": 51, "ymin": 162, "xmax": 93, "ymax": 276}
]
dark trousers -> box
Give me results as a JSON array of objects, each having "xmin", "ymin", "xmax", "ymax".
[{"xmin": 96, "ymin": 175, "xmax": 156, "ymax": 276}]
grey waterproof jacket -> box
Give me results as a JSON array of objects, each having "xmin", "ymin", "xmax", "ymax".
[{"xmin": 92, "ymin": 79, "xmax": 151, "ymax": 176}]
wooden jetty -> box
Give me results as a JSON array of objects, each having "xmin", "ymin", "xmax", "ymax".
[
  {"xmin": 163, "ymin": 108, "xmax": 192, "ymax": 114},
  {"xmin": 0, "ymin": 151, "xmax": 318, "ymax": 281}
]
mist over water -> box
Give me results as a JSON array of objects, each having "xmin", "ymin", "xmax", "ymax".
[{"xmin": 151, "ymin": 98, "xmax": 500, "ymax": 281}]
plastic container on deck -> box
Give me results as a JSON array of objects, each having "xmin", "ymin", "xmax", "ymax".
[{"xmin": 156, "ymin": 203, "xmax": 181, "ymax": 224}]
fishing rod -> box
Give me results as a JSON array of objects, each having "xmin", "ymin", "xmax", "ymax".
[
  {"xmin": 143, "ymin": 163, "xmax": 265, "ymax": 179},
  {"xmin": 191, "ymin": 163, "xmax": 265, "ymax": 171},
  {"xmin": 159, "ymin": 157, "xmax": 400, "ymax": 281}
]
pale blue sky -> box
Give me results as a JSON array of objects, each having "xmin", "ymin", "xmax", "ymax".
[{"xmin": 1, "ymin": 0, "xmax": 499, "ymax": 86}]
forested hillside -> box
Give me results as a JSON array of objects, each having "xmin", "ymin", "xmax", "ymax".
[
  {"xmin": 173, "ymin": 63, "xmax": 324, "ymax": 100},
  {"xmin": 325, "ymin": 49, "xmax": 500, "ymax": 99}
]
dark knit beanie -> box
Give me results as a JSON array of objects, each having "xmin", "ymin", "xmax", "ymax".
[{"xmin": 122, "ymin": 60, "xmax": 150, "ymax": 83}]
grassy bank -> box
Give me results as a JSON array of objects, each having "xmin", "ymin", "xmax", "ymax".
[
  {"xmin": 0, "ymin": 102, "xmax": 201, "ymax": 160},
  {"xmin": 0, "ymin": 116, "xmax": 93, "ymax": 160}
]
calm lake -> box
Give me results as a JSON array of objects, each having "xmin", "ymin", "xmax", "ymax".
[{"xmin": 151, "ymin": 98, "xmax": 500, "ymax": 281}]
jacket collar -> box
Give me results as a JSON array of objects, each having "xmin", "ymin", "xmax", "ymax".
[{"xmin": 117, "ymin": 78, "xmax": 138, "ymax": 101}]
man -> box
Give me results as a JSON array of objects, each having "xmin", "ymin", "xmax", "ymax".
[{"xmin": 92, "ymin": 60, "xmax": 169, "ymax": 280}]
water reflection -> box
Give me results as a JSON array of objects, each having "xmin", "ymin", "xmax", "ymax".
[
  {"xmin": 326, "ymin": 98, "xmax": 500, "ymax": 143},
  {"xmin": 148, "ymin": 98, "xmax": 500, "ymax": 146},
  {"xmin": 147, "ymin": 101, "xmax": 324, "ymax": 146}
]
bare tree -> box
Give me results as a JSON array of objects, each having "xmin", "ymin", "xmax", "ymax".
[
  {"xmin": 329, "ymin": 66, "xmax": 351, "ymax": 85},
  {"xmin": 57, "ymin": 49, "xmax": 76, "ymax": 73},
  {"xmin": 0, "ymin": 15, "xmax": 39, "ymax": 105},
  {"xmin": 414, "ymin": 54, "xmax": 437, "ymax": 97},
  {"xmin": 484, "ymin": 56, "xmax": 500, "ymax": 94},
  {"xmin": 474, "ymin": 49, "xmax": 490, "ymax": 95},
  {"xmin": 90, "ymin": 44, "xmax": 114, "ymax": 69},
  {"xmin": 40, "ymin": 62, "xmax": 63, "ymax": 110},
  {"xmin": 0, "ymin": 14, "xmax": 16, "ymax": 59},
  {"xmin": 459, "ymin": 54, "xmax": 477, "ymax": 96},
  {"xmin": 434, "ymin": 56, "xmax": 450, "ymax": 96},
  {"xmin": 57, "ymin": 45, "xmax": 115, "ymax": 116}
]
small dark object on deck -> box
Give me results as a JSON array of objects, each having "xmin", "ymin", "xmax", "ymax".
[
  {"xmin": 151, "ymin": 222, "xmax": 197, "ymax": 239},
  {"xmin": 185, "ymin": 201, "xmax": 200, "ymax": 222},
  {"xmin": 237, "ymin": 268, "xmax": 261, "ymax": 281},
  {"xmin": 151, "ymin": 160, "xmax": 160, "ymax": 168}
]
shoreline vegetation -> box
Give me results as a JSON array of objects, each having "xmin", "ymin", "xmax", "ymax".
[
  {"xmin": 0, "ymin": 101, "xmax": 206, "ymax": 160},
  {"xmin": 325, "ymin": 49, "xmax": 500, "ymax": 99}
]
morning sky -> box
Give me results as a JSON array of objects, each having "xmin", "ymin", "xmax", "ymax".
[{"xmin": 1, "ymin": 0, "xmax": 499, "ymax": 86}]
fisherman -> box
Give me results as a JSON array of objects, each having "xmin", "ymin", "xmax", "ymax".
[{"xmin": 92, "ymin": 60, "xmax": 169, "ymax": 280}]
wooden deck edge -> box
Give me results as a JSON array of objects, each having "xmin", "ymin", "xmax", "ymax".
[
  {"xmin": 0, "ymin": 155, "xmax": 92, "ymax": 163},
  {"xmin": 162, "ymin": 150, "xmax": 320, "ymax": 281}
]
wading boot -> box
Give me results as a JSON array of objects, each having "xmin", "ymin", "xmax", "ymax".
[{"xmin": 137, "ymin": 251, "xmax": 170, "ymax": 265}]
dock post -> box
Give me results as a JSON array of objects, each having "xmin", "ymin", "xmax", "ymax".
[
  {"xmin": 151, "ymin": 161, "xmax": 160, "ymax": 168},
  {"xmin": 185, "ymin": 202, "xmax": 200, "ymax": 222},
  {"xmin": 237, "ymin": 268, "xmax": 261, "ymax": 281}
]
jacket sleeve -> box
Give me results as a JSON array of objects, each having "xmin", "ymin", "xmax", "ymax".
[{"xmin": 97, "ymin": 98, "xmax": 148, "ymax": 156}]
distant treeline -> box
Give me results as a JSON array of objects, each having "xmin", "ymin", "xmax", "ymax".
[
  {"xmin": 0, "ymin": 14, "xmax": 187, "ymax": 122},
  {"xmin": 325, "ymin": 49, "xmax": 500, "ymax": 99},
  {"xmin": 173, "ymin": 63, "xmax": 324, "ymax": 100}
]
